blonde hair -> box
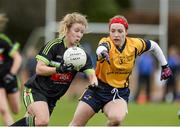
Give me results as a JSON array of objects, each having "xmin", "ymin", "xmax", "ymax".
[{"xmin": 58, "ymin": 12, "xmax": 88, "ymax": 38}]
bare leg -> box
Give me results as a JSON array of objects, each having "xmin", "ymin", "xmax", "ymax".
[
  {"xmin": 103, "ymin": 99, "xmax": 128, "ymax": 126},
  {"xmin": 7, "ymin": 91, "xmax": 20, "ymax": 114},
  {"xmin": 69, "ymin": 101, "xmax": 95, "ymax": 126},
  {"xmin": 0, "ymin": 88, "xmax": 14, "ymax": 125},
  {"xmin": 27, "ymin": 101, "xmax": 50, "ymax": 126}
]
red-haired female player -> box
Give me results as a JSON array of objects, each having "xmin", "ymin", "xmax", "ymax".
[{"xmin": 70, "ymin": 15, "xmax": 172, "ymax": 126}]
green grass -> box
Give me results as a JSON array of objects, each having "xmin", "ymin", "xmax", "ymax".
[{"xmin": 1, "ymin": 97, "xmax": 179, "ymax": 126}]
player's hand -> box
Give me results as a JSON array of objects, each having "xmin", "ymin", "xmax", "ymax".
[
  {"xmin": 101, "ymin": 50, "xmax": 110, "ymax": 64},
  {"xmin": 161, "ymin": 64, "xmax": 172, "ymax": 80},
  {"xmin": 90, "ymin": 82, "xmax": 98, "ymax": 87},
  {"xmin": 56, "ymin": 63, "xmax": 74, "ymax": 73},
  {"xmin": 3, "ymin": 73, "xmax": 16, "ymax": 84}
]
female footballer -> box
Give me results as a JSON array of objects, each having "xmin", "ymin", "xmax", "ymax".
[
  {"xmin": 0, "ymin": 13, "xmax": 22, "ymax": 126},
  {"xmin": 70, "ymin": 15, "xmax": 172, "ymax": 126},
  {"xmin": 11, "ymin": 12, "xmax": 97, "ymax": 126}
]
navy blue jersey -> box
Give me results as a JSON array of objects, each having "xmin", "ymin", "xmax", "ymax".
[{"xmin": 25, "ymin": 37, "xmax": 94, "ymax": 98}]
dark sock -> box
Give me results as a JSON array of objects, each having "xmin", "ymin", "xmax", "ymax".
[
  {"xmin": 11, "ymin": 116, "xmax": 35, "ymax": 126},
  {"xmin": 11, "ymin": 117, "xmax": 27, "ymax": 126}
]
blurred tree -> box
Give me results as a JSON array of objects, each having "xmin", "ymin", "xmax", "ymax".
[
  {"xmin": 114, "ymin": 0, "xmax": 131, "ymax": 9},
  {"xmin": 0, "ymin": 0, "xmax": 45, "ymax": 46},
  {"xmin": 79, "ymin": 0, "xmax": 119, "ymax": 22},
  {"xmin": 0, "ymin": 0, "xmax": 179, "ymax": 49}
]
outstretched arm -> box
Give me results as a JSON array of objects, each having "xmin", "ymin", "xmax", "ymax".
[{"xmin": 148, "ymin": 40, "xmax": 172, "ymax": 80}]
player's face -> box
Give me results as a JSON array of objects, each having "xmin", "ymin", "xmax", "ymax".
[
  {"xmin": 109, "ymin": 23, "xmax": 127, "ymax": 47},
  {"xmin": 66, "ymin": 23, "xmax": 85, "ymax": 46}
]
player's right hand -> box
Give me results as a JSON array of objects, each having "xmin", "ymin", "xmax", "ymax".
[
  {"xmin": 101, "ymin": 50, "xmax": 110, "ymax": 64},
  {"xmin": 3, "ymin": 73, "xmax": 16, "ymax": 84},
  {"xmin": 56, "ymin": 63, "xmax": 74, "ymax": 73}
]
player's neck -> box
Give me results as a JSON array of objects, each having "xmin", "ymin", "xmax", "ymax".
[{"xmin": 116, "ymin": 41, "xmax": 125, "ymax": 49}]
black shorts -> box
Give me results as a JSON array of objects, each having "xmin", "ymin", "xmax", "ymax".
[
  {"xmin": 0, "ymin": 76, "xmax": 19, "ymax": 93},
  {"xmin": 23, "ymin": 87, "xmax": 59, "ymax": 115},
  {"xmin": 80, "ymin": 80, "xmax": 130, "ymax": 113}
]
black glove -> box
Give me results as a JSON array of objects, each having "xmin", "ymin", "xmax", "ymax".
[
  {"xmin": 3, "ymin": 73, "xmax": 16, "ymax": 84},
  {"xmin": 161, "ymin": 64, "xmax": 173, "ymax": 80},
  {"xmin": 56, "ymin": 63, "xmax": 74, "ymax": 73},
  {"xmin": 101, "ymin": 50, "xmax": 110, "ymax": 64}
]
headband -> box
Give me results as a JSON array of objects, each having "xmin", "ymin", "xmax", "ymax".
[{"xmin": 109, "ymin": 18, "xmax": 128, "ymax": 29}]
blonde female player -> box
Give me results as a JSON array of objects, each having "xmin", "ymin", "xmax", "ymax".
[{"xmin": 11, "ymin": 12, "xmax": 97, "ymax": 126}]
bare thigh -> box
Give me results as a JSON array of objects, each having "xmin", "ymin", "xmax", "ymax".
[
  {"xmin": 0, "ymin": 88, "xmax": 10, "ymax": 113},
  {"xmin": 70, "ymin": 101, "xmax": 96, "ymax": 126},
  {"xmin": 27, "ymin": 101, "xmax": 49, "ymax": 121},
  {"xmin": 7, "ymin": 91, "xmax": 20, "ymax": 114}
]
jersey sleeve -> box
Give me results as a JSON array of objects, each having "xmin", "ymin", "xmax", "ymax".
[
  {"xmin": 134, "ymin": 38, "xmax": 150, "ymax": 56},
  {"xmin": 0, "ymin": 33, "xmax": 21, "ymax": 57},
  {"xmin": 36, "ymin": 41, "xmax": 58, "ymax": 65},
  {"xmin": 9, "ymin": 42, "xmax": 20, "ymax": 57},
  {"xmin": 98, "ymin": 37, "xmax": 111, "ymax": 51},
  {"xmin": 80, "ymin": 52, "xmax": 94, "ymax": 73},
  {"xmin": 0, "ymin": 39, "xmax": 13, "ymax": 55}
]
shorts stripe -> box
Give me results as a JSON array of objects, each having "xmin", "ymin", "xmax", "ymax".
[
  {"xmin": 23, "ymin": 88, "xmax": 34, "ymax": 108},
  {"xmin": 28, "ymin": 116, "xmax": 35, "ymax": 126}
]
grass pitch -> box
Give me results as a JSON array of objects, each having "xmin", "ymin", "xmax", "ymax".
[{"xmin": 0, "ymin": 97, "xmax": 179, "ymax": 126}]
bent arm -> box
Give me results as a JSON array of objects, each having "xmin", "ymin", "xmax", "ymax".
[
  {"xmin": 36, "ymin": 60, "xmax": 56, "ymax": 76},
  {"xmin": 10, "ymin": 51, "xmax": 22, "ymax": 75}
]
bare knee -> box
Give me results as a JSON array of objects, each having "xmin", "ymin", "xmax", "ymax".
[
  {"xmin": 69, "ymin": 118, "xmax": 85, "ymax": 126},
  {"xmin": 35, "ymin": 116, "xmax": 49, "ymax": 126},
  {"xmin": 0, "ymin": 106, "xmax": 9, "ymax": 115},
  {"xmin": 107, "ymin": 114, "xmax": 125, "ymax": 126},
  {"xmin": 11, "ymin": 106, "xmax": 20, "ymax": 114}
]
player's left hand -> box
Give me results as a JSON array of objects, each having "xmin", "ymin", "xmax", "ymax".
[
  {"xmin": 3, "ymin": 73, "xmax": 16, "ymax": 84},
  {"xmin": 56, "ymin": 63, "xmax": 74, "ymax": 73},
  {"xmin": 161, "ymin": 64, "xmax": 173, "ymax": 80},
  {"xmin": 101, "ymin": 50, "xmax": 110, "ymax": 64}
]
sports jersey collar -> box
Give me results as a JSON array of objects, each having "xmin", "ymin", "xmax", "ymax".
[
  {"xmin": 63, "ymin": 36, "xmax": 80, "ymax": 48},
  {"xmin": 116, "ymin": 38, "xmax": 127, "ymax": 53}
]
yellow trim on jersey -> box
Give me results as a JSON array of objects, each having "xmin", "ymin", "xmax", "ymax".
[{"xmin": 96, "ymin": 36, "xmax": 147, "ymax": 88}]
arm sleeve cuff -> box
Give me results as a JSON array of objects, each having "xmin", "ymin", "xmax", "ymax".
[
  {"xmin": 36, "ymin": 55, "xmax": 50, "ymax": 65},
  {"xmin": 83, "ymin": 69, "xmax": 95, "ymax": 75},
  {"xmin": 9, "ymin": 42, "xmax": 20, "ymax": 57}
]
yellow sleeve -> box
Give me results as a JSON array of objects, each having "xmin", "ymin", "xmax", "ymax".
[
  {"xmin": 134, "ymin": 38, "xmax": 147, "ymax": 56},
  {"xmin": 98, "ymin": 37, "xmax": 111, "ymax": 49}
]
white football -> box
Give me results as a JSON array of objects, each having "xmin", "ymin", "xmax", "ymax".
[{"xmin": 63, "ymin": 47, "xmax": 87, "ymax": 71}]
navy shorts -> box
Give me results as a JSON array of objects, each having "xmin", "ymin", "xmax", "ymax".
[
  {"xmin": 23, "ymin": 87, "xmax": 59, "ymax": 115},
  {"xmin": 0, "ymin": 76, "xmax": 19, "ymax": 93},
  {"xmin": 80, "ymin": 80, "xmax": 130, "ymax": 113}
]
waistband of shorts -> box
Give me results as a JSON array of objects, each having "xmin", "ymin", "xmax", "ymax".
[{"xmin": 98, "ymin": 79, "xmax": 128, "ymax": 90}]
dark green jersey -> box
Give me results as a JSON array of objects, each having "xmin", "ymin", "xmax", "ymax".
[
  {"xmin": 25, "ymin": 37, "xmax": 94, "ymax": 98},
  {"xmin": 0, "ymin": 33, "xmax": 19, "ymax": 77}
]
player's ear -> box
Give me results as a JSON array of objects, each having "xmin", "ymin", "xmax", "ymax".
[{"xmin": 125, "ymin": 29, "xmax": 128, "ymax": 35}]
